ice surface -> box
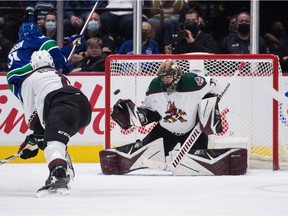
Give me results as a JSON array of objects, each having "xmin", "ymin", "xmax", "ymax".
[{"xmin": 0, "ymin": 163, "xmax": 287, "ymax": 216}]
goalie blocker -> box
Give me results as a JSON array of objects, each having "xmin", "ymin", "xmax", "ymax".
[{"xmin": 99, "ymin": 138, "xmax": 247, "ymax": 176}]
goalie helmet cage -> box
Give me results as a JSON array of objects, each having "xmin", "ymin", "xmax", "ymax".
[{"xmin": 105, "ymin": 54, "xmax": 288, "ymax": 170}]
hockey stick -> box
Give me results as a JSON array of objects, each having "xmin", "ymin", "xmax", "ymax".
[
  {"xmin": 143, "ymin": 61, "xmax": 246, "ymax": 171},
  {"xmin": 67, "ymin": 0, "xmax": 99, "ymax": 60},
  {"xmin": 0, "ymin": 153, "xmax": 20, "ymax": 165},
  {"xmin": 0, "ymin": 143, "xmax": 39, "ymax": 165},
  {"xmin": 264, "ymin": 83, "xmax": 288, "ymax": 105}
]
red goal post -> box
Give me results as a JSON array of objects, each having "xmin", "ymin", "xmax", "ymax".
[{"xmin": 105, "ymin": 54, "xmax": 288, "ymax": 170}]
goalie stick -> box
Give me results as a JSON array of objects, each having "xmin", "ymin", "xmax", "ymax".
[{"xmin": 143, "ymin": 61, "xmax": 246, "ymax": 171}]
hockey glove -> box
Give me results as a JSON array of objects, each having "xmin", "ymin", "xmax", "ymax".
[
  {"xmin": 63, "ymin": 34, "xmax": 85, "ymax": 52},
  {"xmin": 111, "ymin": 99, "xmax": 132, "ymax": 129},
  {"xmin": 61, "ymin": 58, "xmax": 73, "ymax": 74},
  {"xmin": 111, "ymin": 99, "xmax": 161, "ymax": 129},
  {"xmin": 18, "ymin": 134, "xmax": 44, "ymax": 159}
]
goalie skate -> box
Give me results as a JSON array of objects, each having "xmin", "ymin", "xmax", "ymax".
[{"xmin": 35, "ymin": 176, "xmax": 69, "ymax": 198}]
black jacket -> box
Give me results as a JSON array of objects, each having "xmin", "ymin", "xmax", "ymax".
[
  {"xmin": 171, "ymin": 31, "xmax": 217, "ymax": 54},
  {"xmin": 74, "ymin": 54, "xmax": 106, "ymax": 72},
  {"xmin": 218, "ymin": 32, "xmax": 268, "ymax": 54}
]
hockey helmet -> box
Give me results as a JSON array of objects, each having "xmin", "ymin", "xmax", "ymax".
[
  {"xmin": 18, "ymin": 22, "xmax": 40, "ymax": 40},
  {"xmin": 157, "ymin": 59, "xmax": 182, "ymax": 93},
  {"xmin": 31, "ymin": 50, "xmax": 55, "ymax": 70}
]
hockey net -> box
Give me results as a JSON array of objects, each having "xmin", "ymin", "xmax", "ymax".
[{"xmin": 105, "ymin": 54, "xmax": 288, "ymax": 170}]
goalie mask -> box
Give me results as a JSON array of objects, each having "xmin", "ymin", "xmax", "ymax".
[
  {"xmin": 31, "ymin": 50, "xmax": 55, "ymax": 70},
  {"xmin": 157, "ymin": 59, "xmax": 182, "ymax": 94}
]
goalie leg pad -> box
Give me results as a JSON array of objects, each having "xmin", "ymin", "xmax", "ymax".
[
  {"xmin": 229, "ymin": 149, "xmax": 247, "ymax": 175},
  {"xmin": 172, "ymin": 148, "xmax": 247, "ymax": 176},
  {"xmin": 99, "ymin": 150, "xmax": 120, "ymax": 175},
  {"xmin": 99, "ymin": 142, "xmax": 149, "ymax": 175},
  {"xmin": 99, "ymin": 139, "xmax": 166, "ymax": 175}
]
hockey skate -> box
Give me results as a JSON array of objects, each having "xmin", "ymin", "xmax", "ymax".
[
  {"xmin": 36, "ymin": 176, "xmax": 69, "ymax": 198},
  {"xmin": 65, "ymin": 151, "xmax": 75, "ymax": 184},
  {"xmin": 36, "ymin": 167, "xmax": 69, "ymax": 198}
]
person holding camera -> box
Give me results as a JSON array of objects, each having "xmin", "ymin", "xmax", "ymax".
[{"xmin": 166, "ymin": 9, "xmax": 217, "ymax": 54}]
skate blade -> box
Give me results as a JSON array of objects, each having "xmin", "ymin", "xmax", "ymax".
[{"xmin": 35, "ymin": 188, "xmax": 69, "ymax": 198}]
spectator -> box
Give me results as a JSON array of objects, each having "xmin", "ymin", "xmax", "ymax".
[
  {"xmin": 218, "ymin": 12, "xmax": 268, "ymax": 54},
  {"xmin": 264, "ymin": 21, "xmax": 288, "ymax": 72},
  {"xmin": 117, "ymin": 21, "xmax": 159, "ymax": 54},
  {"xmin": 168, "ymin": 9, "xmax": 217, "ymax": 54},
  {"xmin": 100, "ymin": 0, "xmax": 149, "ymax": 45},
  {"xmin": 228, "ymin": 14, "xmax": 237, "ymax": 34},
  {"xmin": 0, "ymin": 1, "xmax": 24, "ymax": 43},
  {"xmin": 148, "ymin": 0, "xmax": 185, "ymax": 52},
  {"xmin": 0, "ymin": 23, "xmax": 13, "ymax": 71},
  {"xmin": 71, "ymin": 11, "xmax": 114, "ymax": 64},
  {"xmin": 72, "ymin": 37, "xmax": 106, "ymax": 72},
  {"xmin": 25, "ymin": 1, "xmax": 57, "ymax": 33},
  {"xmin": 64, "ymin": 1, "xmax": 96, "ymax": 36},
  {"xmin": 43, "ymin": 11, "xmax": 57, "ymax": 40},
  {"xmin": 198, "ymin": 16, "xmax": 206, "ymax": 32}
]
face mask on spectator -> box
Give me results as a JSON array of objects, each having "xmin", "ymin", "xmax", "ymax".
[
  {"xmin": 238, "ymin": 23, "xmax": 250, "ymax": 34},
  {"xmin": 87, "ymin": 20, "xmax": 100, "ymax": 31},
  {"xmin": 45, "ymin": 21, "xmax": 56, "ymax": 32}
]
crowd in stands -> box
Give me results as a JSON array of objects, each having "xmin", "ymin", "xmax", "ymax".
[{"xmin": 1, "ymin": 0, "xmax": 288, "ymax": 72}]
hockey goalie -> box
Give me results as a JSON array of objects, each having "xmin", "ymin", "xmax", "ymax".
[{"xmin": 100, "ymin": 59, "xmax": 247, "ymax": 176}]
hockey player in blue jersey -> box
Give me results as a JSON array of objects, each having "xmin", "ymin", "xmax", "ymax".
[{"xmin": 6, "ymin": 22, "xmax": 84, "ymax": 101}]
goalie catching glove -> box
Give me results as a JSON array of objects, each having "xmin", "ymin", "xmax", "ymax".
[
  {"xmin": 111, "ymin": 99, "xmax": 161, "ymax": 129},
  {"xmin": 18, "ymin": 134, "xmax": 44, "ymax": 159}
]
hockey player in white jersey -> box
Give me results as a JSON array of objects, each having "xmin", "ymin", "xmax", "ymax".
[
  {"xmin": 16, "ymin": 50, "xmax": 91, "ymax": 196},
  {"xmin": 99, "ymin": 59, "xmax": 239, "ymax": 175}
]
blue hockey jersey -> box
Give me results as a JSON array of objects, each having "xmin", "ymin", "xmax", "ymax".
[{"xmin": 7, "ymin": 31, "xmax": 72, "ymax": 102}]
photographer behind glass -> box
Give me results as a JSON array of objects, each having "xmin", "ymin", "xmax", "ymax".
[{"xmin": 168, "ymin": 9, "xmax": 217, "ymax": 54}]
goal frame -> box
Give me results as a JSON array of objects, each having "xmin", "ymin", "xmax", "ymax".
[{"xmin": 105, "ymin": 54, "xmax": 280, "ymax": 170}]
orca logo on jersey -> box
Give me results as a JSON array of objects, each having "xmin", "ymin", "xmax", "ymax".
[{"xmin": 195, "ymin": 76, "xmax": 205, "ymax": 86}]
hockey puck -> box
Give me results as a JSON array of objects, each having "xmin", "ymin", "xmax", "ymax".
[{"xmin": 114, "ymin": 89, "xmax": 120, "ymax": 95}]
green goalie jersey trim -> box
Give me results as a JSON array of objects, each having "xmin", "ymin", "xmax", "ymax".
[{"xmin": 146, "ymin": 73, "xmax": 207, "ymax": 95}]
